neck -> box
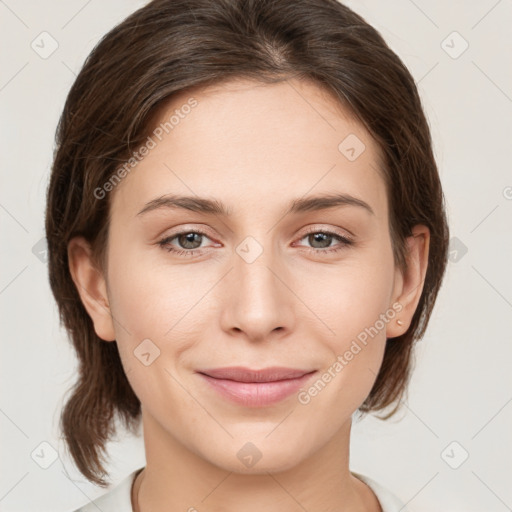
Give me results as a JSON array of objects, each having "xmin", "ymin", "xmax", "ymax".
[{"xmin": 132, "ymin": 411, "xmax": 380, "ymax": 512}]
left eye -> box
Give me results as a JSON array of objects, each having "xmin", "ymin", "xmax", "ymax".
[
  {"xmin": 297, "ymin": 231, "xmax": 352, "ymax": 250},
  {"xmin": 292, "ymin": 230, "xmax": 354, "ymax": 257}
]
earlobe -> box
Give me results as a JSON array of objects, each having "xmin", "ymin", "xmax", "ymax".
[
  {"xmin": 67, "ymin": 236, "xmax": 116, "ymax": 342},
  {"xmin": 386, "ymin": 225, "xmax": 430, "ymax": 339}
]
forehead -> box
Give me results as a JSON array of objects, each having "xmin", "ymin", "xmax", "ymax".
[{"xmin": 111, "ymin": 77, "xmax": 388, "ymax": 221}]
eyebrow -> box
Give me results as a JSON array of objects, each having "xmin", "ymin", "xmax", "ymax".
[{"xmin": 136, "ymin": 192, "xmax": 375, "ymax": 217}]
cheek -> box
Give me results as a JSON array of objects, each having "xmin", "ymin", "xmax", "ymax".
[
  {"xmin": 300, "ymin": 248, "xmax": 395, "ymax": 344},
  {"xmin": 299, "ymin": 244, "xmax": 394, "ymax": 394},
  {"xmin": 297, "ymin": 271, "xmax": 391, "ymax": 414},
  {"xmin": 105, "ymin": 249, "xmax": 219, "ymax": 384},
  {"xmin": 107, "ymin": 250, "xmax": 206, "ymax": 336}
]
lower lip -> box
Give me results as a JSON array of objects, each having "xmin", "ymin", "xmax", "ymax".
[{"xmin": 198, "ymin": 372, "xmax": 317, "ymax": 407}]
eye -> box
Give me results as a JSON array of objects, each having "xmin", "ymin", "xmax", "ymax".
[
  {"xmin": 158, "ymin": 230, "xmax": 214, "ymax": 257},
  {"xmin": 295, "ymin": 227, "xmax": 354, "ymax": 256}
]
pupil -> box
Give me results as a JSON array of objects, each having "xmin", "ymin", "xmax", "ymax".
[
  {"xmin": 310, "ymin": 233, "xmax": 330, "ymax": 248},
  {"xmin": 180, "ymin": 233, "xmax": 201, "ymax": 249}
]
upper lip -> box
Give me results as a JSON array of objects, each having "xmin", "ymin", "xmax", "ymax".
[{"xmin": 198, "ymin": 366, "xmax": 316, "ymax": 383}]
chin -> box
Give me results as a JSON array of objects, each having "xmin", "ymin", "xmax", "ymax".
[{"xmin": 199, "ymin": 435, "xmax": 313, "ymax": 475}]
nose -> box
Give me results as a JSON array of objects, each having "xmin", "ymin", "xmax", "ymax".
[{"xmin": 219, "ymin": 240, "xmax": 296, "ymax": 343}]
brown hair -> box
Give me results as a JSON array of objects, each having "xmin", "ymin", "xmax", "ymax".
[{"xmin": 46, "ymin": 0, "xmax": 449, "ymax": 487}]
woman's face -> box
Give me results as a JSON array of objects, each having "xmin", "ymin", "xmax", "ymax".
[{"xmin": 88, "ymin": 78, "xmax": 412, "ymax": 472}]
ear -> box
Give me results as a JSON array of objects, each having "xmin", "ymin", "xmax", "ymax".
[
  {"xmin": 67, "ymin": 236, "xmax": 116, "ymax": 342},
  {"xmin": 386, "ymin": 225, "xmax": 430, "ymax": 339}
]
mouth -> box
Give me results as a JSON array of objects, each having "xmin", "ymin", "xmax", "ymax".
[{"xmin": 196, "ymin": 366, "xmax": 317, "ymax": 407}]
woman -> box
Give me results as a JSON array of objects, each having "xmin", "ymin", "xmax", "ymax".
[{"xmin": 45, "ymin": 0, "xmax": 449, "ymax": 510}]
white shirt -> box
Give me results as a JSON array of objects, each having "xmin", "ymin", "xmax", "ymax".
[{"xmin": 73, "ymin": 467, "xmax": 409, "ymax": 512}]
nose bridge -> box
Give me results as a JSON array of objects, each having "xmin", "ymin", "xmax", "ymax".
[
  {"xmin": 236, "ymin": 237, "xmax": 279, "ymax": 297},
  {"xmin": 220, "ymin": 234, "xmax": 294, "ymax": 339}
]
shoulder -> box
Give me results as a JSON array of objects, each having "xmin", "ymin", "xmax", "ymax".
[
  {"xmin": 351, "ymin": 471, "xmax": 409, "ymax": 512},
  {"xmin": 71, "ymin": 467, "xmax": 143, "ymax": 512}
]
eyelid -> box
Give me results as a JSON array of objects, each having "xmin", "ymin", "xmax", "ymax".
[
  {"xmin": 158, "ymin": 224, "xmax": 217, "ymax": 241},
  {"xmin": 298, "ymin": 224, "xmax": 354, "ymax": 241}
]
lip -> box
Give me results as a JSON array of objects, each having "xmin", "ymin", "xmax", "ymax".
[{"xmin": 197, "ymin": 366, "xmax": 317, "ymax": 407}]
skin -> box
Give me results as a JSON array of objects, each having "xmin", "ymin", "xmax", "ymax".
[{"xmin": 68, "ymin": 77, "xmax": 429, "ymax": 512}]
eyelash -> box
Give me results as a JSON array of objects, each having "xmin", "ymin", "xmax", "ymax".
[{"xmin": 157, "ymin": 227, "xmax": 354, "ymax": 258}]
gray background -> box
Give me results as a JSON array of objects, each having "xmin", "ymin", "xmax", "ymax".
[{"xmin": 1, "ymin": 0, "xmax": 511, "ymax": 510}]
